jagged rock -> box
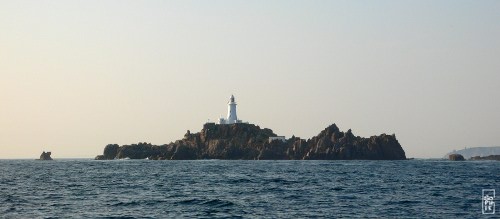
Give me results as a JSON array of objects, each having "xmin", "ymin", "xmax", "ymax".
[
  {"xmin": 448, "ymin": 154, "xmax": 465, "ymax": 161},
  {"xmin": 38, "ymin": 151, "xmax": 53, "ymax": 160},
  {"xmin": 470, "ymin": 155, "xmax": 500, "ymax": 161},
  {"xmin": 94, "ymin": 123, "xmax": 407, "ymax": 160}
]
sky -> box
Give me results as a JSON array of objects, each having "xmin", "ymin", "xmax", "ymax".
[{"xmin": 1, "ymin": 0, "xmax": 499, "ymax": 159}]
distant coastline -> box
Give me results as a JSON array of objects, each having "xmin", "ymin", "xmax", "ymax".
[{"xmin": 444, "ymin": 146, "xmax": 500, "ymax": 159}]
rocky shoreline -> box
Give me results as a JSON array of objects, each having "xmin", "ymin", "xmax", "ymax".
[{"xmin": 95, "ymin": 123, "xmax": 407, "ymax": 160}]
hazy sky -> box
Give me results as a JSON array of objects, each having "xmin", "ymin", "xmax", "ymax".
[{"xmin": 1, "ymin": 0, "xmax": 499, "ymax": 158}]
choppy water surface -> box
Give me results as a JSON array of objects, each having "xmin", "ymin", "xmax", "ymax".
[{"xmin": 0, "ymin": 160, "xmax": 498, "ymax": 218}]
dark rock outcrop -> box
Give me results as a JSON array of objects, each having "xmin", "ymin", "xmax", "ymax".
[
  {"xmin": 94, "ymin": 155, "xmax": 106, "ymax": 160},
  {"xmin": 448, "ymin": 154, "xmax": 465, "ymax": 161},
  {"xmin": 95, "ymin": 144, "xmax": 119, "ymax": 160},
  {"xmin": 39, "ymin": 151, "xmax": 53, "ymax": 160},
  {"xmin": 470, "ymin": 155, "xmax": 500, "ymax": 161},
  {"xmin": 95, "ymin": 123, "xmax": 406, "ymax": 160},
  {"xmin": 103, "ymin": 144, "xmax": 120, "ymax": 159}
]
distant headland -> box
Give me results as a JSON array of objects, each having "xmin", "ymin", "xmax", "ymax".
[
  {"xmin": 444, "ymin": 146, "xmax": 500, "ymax": 159},
  {"xmin": 95, "ymin": 95, "xmax": 406, "ymax": 160}
]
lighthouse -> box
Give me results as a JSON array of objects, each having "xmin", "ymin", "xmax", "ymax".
[
  {"xmin": 218, "ymin": 95, "xmax": 242, "ymax": 124},
  {"xmin": 227, "ymin": 95, "xmax": 237, "ymax": 124}
]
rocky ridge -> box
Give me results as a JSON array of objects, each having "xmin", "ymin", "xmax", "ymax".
[{"xmin": 95, "ymin": 123, "xmax": 406, "ymax": 160}]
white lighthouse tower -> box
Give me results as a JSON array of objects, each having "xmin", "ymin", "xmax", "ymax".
[
  {"xmin": 227, "ymin": 95, "xmax": 238, "ymax": 124},
  {"xmin": 218, "ymin": 95, "xmax": 242, "ymax": 124}
]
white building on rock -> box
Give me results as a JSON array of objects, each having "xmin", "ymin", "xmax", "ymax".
[{"xmin": 218, "ymin": 95, "xmax": 243, "ymax": 124}]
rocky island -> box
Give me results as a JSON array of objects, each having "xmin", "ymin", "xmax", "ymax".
[
  {"xmin": 38, "ymin": 151, "xmax": 53, "ymax": 160},
  {"xmin": 96, "ymin": 96, "xmax": 406, "ymax": 160},
  {"xmin": 448, "ymin": 154, "xmax": 465, "ymax": 161},
  {"xmin": 95, "ymin": 123, "xmax": 406, "ymax": 160}
]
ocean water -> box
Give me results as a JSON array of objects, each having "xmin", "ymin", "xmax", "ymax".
[{"xmin": 0, "ymin": 160, "xmax": 498, "ymax": 218}]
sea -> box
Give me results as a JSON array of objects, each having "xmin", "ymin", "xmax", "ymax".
[{"xmin": 0, "ymin": 159, "xmax": 498, "ymax": 218}]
